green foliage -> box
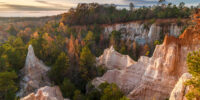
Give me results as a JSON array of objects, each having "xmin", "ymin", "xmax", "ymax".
[
  {"xmin": 119, "ymin": 45, "xmax": 127, "ymax": 55},
  {"xmin": 0, "ymin": 37, "xmax": 26, "ymax": 72},
  {"xmin": 120, "ymin": 96, "xmax": 130, "ymax": 100},
  {"xmin": 185, "ymin": 50, "xmax": 200, "ymax": 99},
  {"xmin": 79, "ymin": 46, "xmax": 96, "ymax": 81},
  {"xmin": 61, "ymin": 3, "xmax": 193, "ymax": 25},
  {"xmin": 85, "ymin": 31, "xmax": 94, "ymax": 44},
  {"xmin": 85, "ymin": 82, "xmax": 101, "ymax": 100},
  {"xmin": 60, "ymin": 78, "xmax": 76, "ymax": 99},
  {"xmin": 96, "ymin": 66, "xmax": 107, "ymax": 76},
  {"xmin": 30, "ymin": 33, "xmax": 61, "ymax": 66},
  {"xmin": 145, "ymin": 51, "xmax": 150, "ymax": 56},
  {"xmin": 0, "ymin": 71, "xmax": 18, "ymax": 100},
  {"xmin": 98, "ymin": 82, "xmax": 110, "ymax": 91},
  {"xmin": 49, "ymin": 52, "xmax": 70, "ymax": 84},
  {"xmin": 84, "ymin": 31, "xmax": 95, "ymax": 49},
  {"xmin": 73, "ymin": 90, "xmax": 85, "ymax": 100},
  {"xmin": 177, "ymin": 17, "xmax": 183, "ymax": 26},
  {"xmin": 129, "ymin": 3, "xmax": 134, "ymax": 11},
  {"xmin": 110, "ymin": 31, "xmax": 121, "ymax": 48},
  {"xmin": 154, "ymin": 40, "xmax": 161, "ymax": 46},
  {"xmin": 6, "ymin": 24, "xmax": 18, "ymax": 36},
  {"xmin": 100, "ymin": 83, "xmax": 124, "ymax": 100}
]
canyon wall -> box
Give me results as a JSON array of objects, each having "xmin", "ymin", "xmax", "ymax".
[
  {"xmin": 103, "ymin": 20, "xmax": 186, "ymax": 45},
  {"xmin": 93, "ymin": 24, "xmax": 200, "ymax": 100}
]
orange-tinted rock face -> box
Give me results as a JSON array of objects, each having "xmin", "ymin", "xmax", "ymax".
[{"xmin": 92, "ymin": 10, "xmax": 200, "ymax": 100}]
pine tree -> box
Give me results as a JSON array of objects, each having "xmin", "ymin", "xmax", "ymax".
[
  {"xmin": 60, "ymin": 78, "xmax": 76, "ymax": 99},
  {"xmin": 185, "ymin": 50, "xmax": 200, "ymax": 100},
  {"xmin": 129, "ymin": 2, "xmax": 134, "ymax": 11},
  {"xmin": 0, "ymin": 71, "xmax": 18, "ymax": 100},
  {"xmin": 49, "ymin": 52, "xmax": 70, "ymax": 84},
  {"xmin": 79, "ymin": 46, "xmax": 96, "ymax": 81},
  {"xmin": 100, "ymin": 83, "xmax": 124, "ymax": 100}
]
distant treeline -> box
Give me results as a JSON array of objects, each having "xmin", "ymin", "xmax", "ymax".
[
  {"xmin": 61, "ymin": 3, "xmax": 198, "ymax": 25},
  {"xmin": 0, "ymin": 15, "xmax": 61, "ymax": 24}
]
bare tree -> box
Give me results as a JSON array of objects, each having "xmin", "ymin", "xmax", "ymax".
[{"xmin": 129, "ymin": 2, "xmax": 134, "ymax": 11}]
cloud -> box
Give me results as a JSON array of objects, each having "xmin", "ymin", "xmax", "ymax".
[
  {"xmin": 0, "ymin": 3, "xmax": 67, "ymax": 11},
  {"xmin": 124, "ymin": 0, "xmax": 169, "ymax": 5},
  {"xmin": 35, "ymin": 0, "xmax": 67, "ymax": 8},
  {"xmin": 125, "ymin": 0, "xmax": 158, "ymax": 4}
]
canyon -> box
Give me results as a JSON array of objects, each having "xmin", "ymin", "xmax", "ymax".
[
  {"xmin": 93, "ymin": 21, "xmax": 200, "ymax": 100},
  {"xmin": 17, "ymin": 19, "xmax": 197, "ymax": 100}
]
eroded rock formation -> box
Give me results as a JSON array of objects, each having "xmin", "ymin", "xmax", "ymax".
[
  {"xmin": 96, "ymin": 46, "xmax": 135, "ymax": 70},
  {"xmin": 21, "ymin": 86, "xmax": 69, "ymax": 100},
  {"xmin": 169, "ymin": 73, "xmax": 192, "ymax": 100},
  {"xmin": 18, "ymin": 45, "xmax": 51, "ymax": 97},
  {"xmin": 93, "ymin": 21, "xmax": 200, "ymax": 100},
  {"xmin": 18, "ymin": 45, "xmax": 69, "ymax": 100}
]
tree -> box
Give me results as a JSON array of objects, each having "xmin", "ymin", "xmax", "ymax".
[
  {"xmin": 110, "ymin": 31, "xmax": 121, "ymax": 49},
  {"xmin": 179, "ymin": 2, "xmax": 185, "ymax": 9},
  {"xmin": 68, "ymin": 35, "xmax": 75, "ymax": 57},
  {"xmin": 73, "ymin": 90, "xmax": 85, "ymax": 100},
  {"xmin": 0, "ymin": 37, "xmax": 26, "ymax": 72},
  {"xmin": 6, "ymin": 24, "xmax": 17, "ymax": 36},
  {"xmin": 85, "ymin": 82, "xmax": 101, "ymax": 100},
  {"xmin": 129, "ymin": 2, "xmax": 134, "ymax": 11},
  {"xmin": 154, "ymin": 40, "xmax": 161, "ymax": 46},
  {"xmin": 120, "ymin": 96, "xmax": 130, "ymax": 100},
  {"xmin": 79, "ymin": 46, "xmax": 96, "ymax": 92},
  {"xmin": 49, "ymin": 52, "xmax": 70, "ymax": 84},
  {"xmin": 60, "ymin": 78, "xmax": 76, "ymax": 99},
  {"xmin": 119, "ymin": 43, "xmax": 127, "ymax": 55},
  {"xmin": 0, "ymin": 54, "xmax": 10, "ymax": 71},
  {"xmin": 79, "ymin": 46, "xmax": 96, "ymax": 80},
  {"xmin": 84, "ymin": 31, "xmax": 95, "ymax": 49},
  {"xmin": 0, "ymin": 71, "xmax": 18, "ymax": 100},
  {"xmin": 143, "ymin": 44, "xmax": 150, "ymax": 56},
  {"xmin": 185, "ymin": 50, "xmax": 200, "ymax": 100},
  {"xmin": 158, "ymin": 0, "xmax": 165, "ymax": 4},
  {"xmin": 100, "ymin": 83, "xmax": 124, "ymax": 100}
]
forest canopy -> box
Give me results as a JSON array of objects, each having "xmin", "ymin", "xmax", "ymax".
[{"xmin": 61, "ymin": 2, "xmax": 196, "ymax": 25}]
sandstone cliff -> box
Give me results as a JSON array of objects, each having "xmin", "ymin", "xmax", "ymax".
[
  {"xmin": 103, "ymin": 20, "xmax": 186, "ymax": 45},
  {"xmin": 93, "ymin": 22, "xmax": 200, "ymax": 100}
]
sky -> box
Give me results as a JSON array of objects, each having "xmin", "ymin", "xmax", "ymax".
[{"xmin": 0, "ymin": 0, "xmax": 200, "ymax": 17}]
